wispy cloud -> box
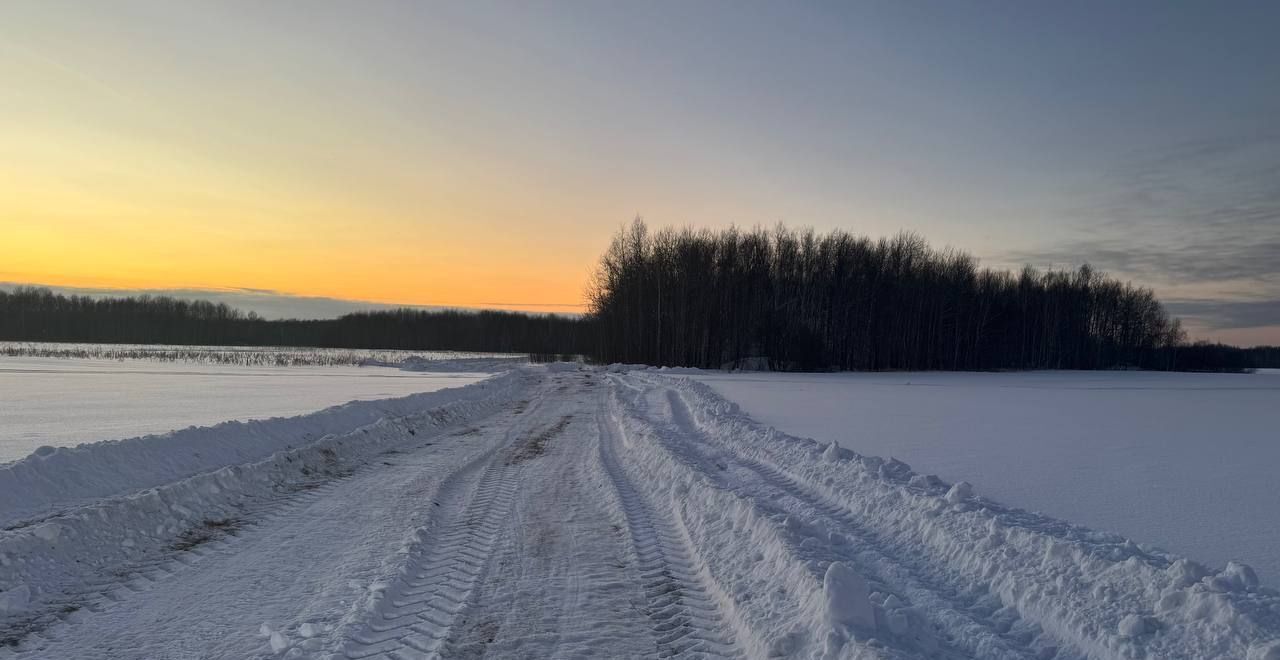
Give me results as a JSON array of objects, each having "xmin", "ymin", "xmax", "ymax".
[
  {"xmin": 1164, "ymin": 298, "xmax": 1280, "ymax": 331},
  {"xmin": 997, "ymin": 133, "xmax": 1280, "ymax": 335}
]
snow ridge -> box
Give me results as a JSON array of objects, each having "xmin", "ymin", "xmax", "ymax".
[
  {"xmin": 608, "ymin": 374, "xmax": 897, "ymax": 659},
  {"xmin": 0, "ymin": 370, "xmax": 520, "ymax": 528},
  {"xmin": 595, "ymin": 400, "xmax": 742, "ymax": 657},
  {"xmin": 0, "ymin": 372, "xmax": 532, "ymax": 644}
]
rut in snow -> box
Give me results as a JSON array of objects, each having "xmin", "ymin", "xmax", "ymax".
[
  {"xmin": 596, "ymin": 403, "xmax": 742, "ymax": 658},
  {"xmin": 341, "ymin": 394, "xmax": 564, "ymax": 659},
  {"xmin": 342, "ymin": 458, "xmax": 520, "ymax": 659},
  {"xmin": 649, "ymin": 387, "xmax": 1053, "ymax": 660}
]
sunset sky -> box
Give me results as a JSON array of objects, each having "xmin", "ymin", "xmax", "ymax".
[{"xmin": 3, "ymin": 1, "xmax": 1278, "ymax": 343}]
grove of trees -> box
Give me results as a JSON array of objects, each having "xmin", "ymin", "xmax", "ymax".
[{"xmin": 586, "ymin": 220, "xmax": 1265, "ymax": 372}]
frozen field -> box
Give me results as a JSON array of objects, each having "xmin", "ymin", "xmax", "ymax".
[
  {"xmin": 0, "ymin": 342, "xmax": 522, "ymax": 367},
  {"xmin": 687, "ymin": 369, "xmax": 1280, "ymax": 586},
  {"xmin": 0, "ymin": 357, "xmax": 494, "ymax": 463}
]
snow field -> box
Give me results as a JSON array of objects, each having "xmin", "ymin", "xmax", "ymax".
[
  {"xmin": 2, "ymin": 366, "xmax": 1277, "ymax": 659},
  {"xmin": 633, "ymin": 371, "xmax": 1280, "ymax": 659},
  {"xmin": 0, "ymin": 342, "xmax": 523, "ymax": 367},
  {"xmin": 685, "ymin": 369, "xmax": 1280, "ymax": 585},
  {"xmin": 0, "ymin": 371, "xmax": 533, "ymax": 642}
]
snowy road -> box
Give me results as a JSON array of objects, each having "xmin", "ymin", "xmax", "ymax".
[{"xmin": 2, "ymin": 367, "xmax": 1277, "ymax": 659}]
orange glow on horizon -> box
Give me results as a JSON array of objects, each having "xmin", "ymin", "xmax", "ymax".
[
  {"xmin": 0, "ymin": 14, "xmax": 607, "ymax": 317},
  {"xmin": 0, "ymin": 112, "xmax": 599, "ymax": 315}
]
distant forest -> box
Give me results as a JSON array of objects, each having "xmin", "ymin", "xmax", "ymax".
[
  {"xmin": 586, "ymin": 221, "xmax": 1275, "ymax": 372},
  {"xmin": 0, "ymin": 288, "xmax": 592, "ymax": 357},
  {"xmin": 1, "ymin": 221, "xmax": 1276, "ymax": 372}
]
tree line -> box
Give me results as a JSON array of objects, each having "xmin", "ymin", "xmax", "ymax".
[
  {"xmin": 2, "ymin": 221, "xmax": 1274, "ymax": 372},
  {"xmin": 0, "ymin": 287, "xmax": 592, "ymax": 357},
  {"xmin": 586, "ymin": 220, "xmax": 1273, "ymax": 372}
]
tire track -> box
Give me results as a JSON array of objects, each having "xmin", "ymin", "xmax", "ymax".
[
  {"xmin": 3, "ymin": 397, "xmax": 521, "ymax": 656},
  {"xmin": 340, "ymin": 391, "xmax": 560, "ymax": 659},
  {"xmin": 652, "ymin": 385, "xmax": 1061, "ymax": 660},
  {"xmin": 342, "ymin": 461, "xmax": 519, "ymax": 659},
  {"xmin": 595, "ymin": 402, "xmax": 741, "ymax": 659}
]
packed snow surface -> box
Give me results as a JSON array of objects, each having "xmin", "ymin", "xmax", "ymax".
[
  {"xmin": 0, "ymin": 357, "xmax": 497, "ymax": 463},
  {"xmin": 1, "ymin": 365, "xmax": 1276, "ymax": 659},
  {"xmin": 688, "ymin": 369, "xmax": 1280, "ymax": 586}
]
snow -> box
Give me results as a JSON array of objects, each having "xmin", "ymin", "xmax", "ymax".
[
  {"xmin": 0, "ymin": 369, "xmax": 519, "ymax": 529},
  {"xmin": 687, "ymin": 369, "xmax": 1280, "ymax": 586},
  {"xmin": 0, "ymin": 357, "xmax": 496, "ymax": 464},
  {"xmin": 944, "ymin": 481, "xmax": 973, "ymax": 504},
  {"xmin": 0, "ymin": 342, "xmax": 523, "ymax": 367},
  {"xmin": 823, "ymin": 562, "xmax": 876, "ymax": 630},
  {"xmin": 622, "ymin": 371, "xmax": 1280, "ymax": 658},
  {"xmin": 0, "ymin": 370, "xmax": 531, "ymax": 655},
  {"xmin": 1118, "ymin": 613, "xmax": 1148, "ymax": 637},
  {"xmin": 1, "ymin": 366, "xmax": 1277, "ymax": 658}
]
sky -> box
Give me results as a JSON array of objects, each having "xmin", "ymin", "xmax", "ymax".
[{"xmin": 2, "ymin": 1, "xmax": 1278, "ymax": 343}]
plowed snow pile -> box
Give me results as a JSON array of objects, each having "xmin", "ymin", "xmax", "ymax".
[{"xmin": 1, "ymin": 366, "xmax": 1276, "ymax": 659}]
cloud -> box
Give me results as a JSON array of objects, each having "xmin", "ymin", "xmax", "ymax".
[
  {"xmin": 990, "ymin": 133, "xmax": 1280, "ymax": 344},
  {"xmin": 1004, "ymin": 240, "xmax": 1280, "ymax": 287},
  {"xmin": 1164, "ymin": 298, "xmax": 1280, "ymax": 331},
  {"xmin": 999, "ymin": 134, "xmax": 1280, "ymax": 292}
]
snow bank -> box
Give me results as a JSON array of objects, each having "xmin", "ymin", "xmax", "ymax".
[
  {"xmin": 634, "ymin": 372, "xmax": 1280, "ymax": 659},
  {"xmin": 0, "ymin": 371, "xmax": 532, "ymax": 635},
  {"xmin": 0, "ymin": 371, "xmax": 519, "ymax": 528},
  {"xmin": 605, "ymin": 381, "xmax": 889, "ymax": 659}
]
